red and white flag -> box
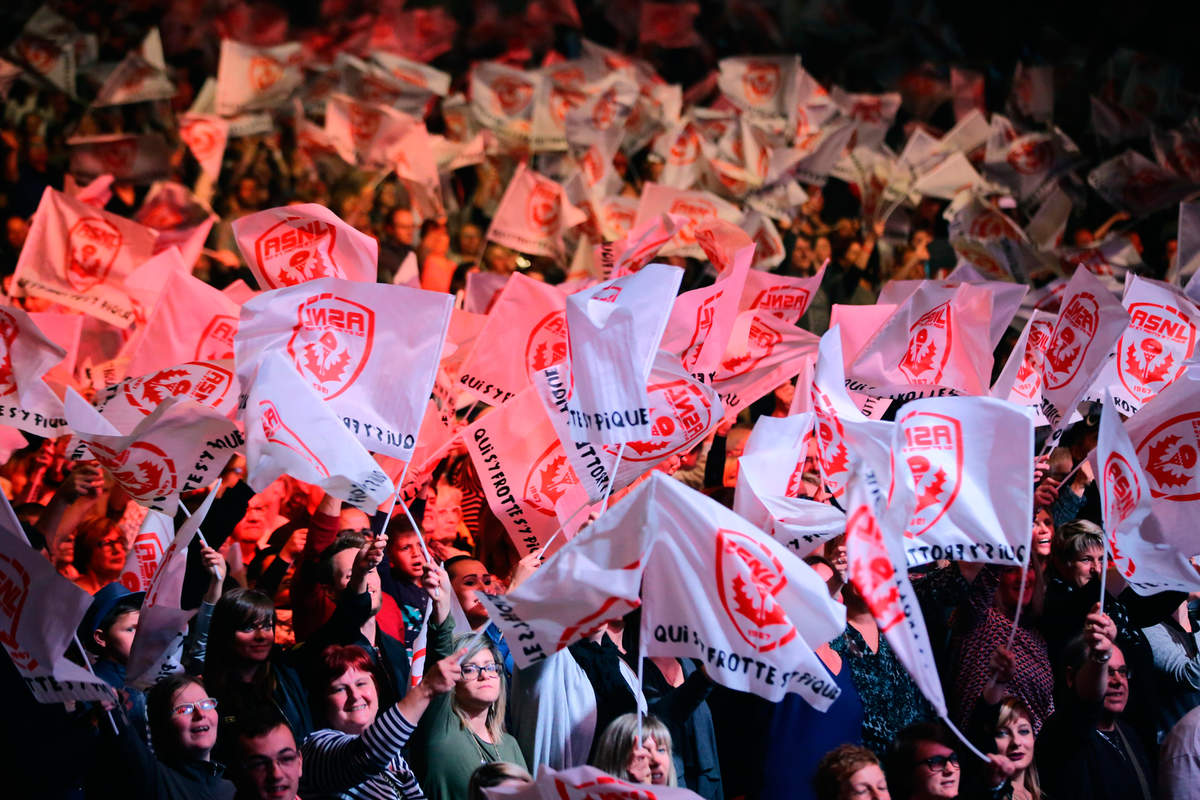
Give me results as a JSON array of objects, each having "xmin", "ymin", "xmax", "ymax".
[
  {"xmin": 87, "ymin": 360, "xmax": 239, "ymax": 437},
  {"xmin": 178, "ymin": 113, "xmax": 228, "ymax": 181},
  {"xmin": 704, "ymin": 310, "xmax": 819, "ymax": 422},
  {"xmin": 811, "ymin": 328, "xmax": 894, "ymax": 498},
  {"xmin": 1038, "ymin": 267, "xmax": 1129, "ymax": 431},
  {"xmin": 849, "ymin": 283, "xmax": 995, "ymax": 398},
  {"xmin": 877, "ymin": 277, "xmax": 1026, "ymax": 351},
  {"xmin": 489, "ymin": 164, "xmax": 587, "ymax": 261},
  {"xmin": 540, "ymin": 351, "xmax": 723, "ymax": 503},
  {"xmin": 831, "ymin": 88, "xmax": 901, "ymax": 151},
  {"xmin": 1009, "ymin": 63, "xmax": 1054, "ymax": 122},
  {"xmin": 1153, "ymin": 124, "xmax": 1200, "ymax": 183},
  {"xmin": 552, "ymin": 264, "xmax": 683, "ymax": 445},
  {"xmin": 457, "ymin": 274, "xmax": 567, "ymax": 406},
  {"xmin": 235, "ymin": 278, "xmax": 452, "ymax": 461},
  {"xmin": 68, "ymin": 134, "xmax": 170, "ymax": 185},
  {"xmin": 1057, "ymin": 236, "xmax": 1143, "ymax": 289},
  {"xmin": 0, "ymin": 495, "xmax": 114, "ymax": 704},
  {"xmin": 118, "ymin": 510, "xmax": 175, "ymax": 594},
  {"xmin": 241, "ymin": 352, "xmax": 393, "ymax": 512},
  {"xmin": 595, "ymin": 211, "xmax": 683, "ymax": 278},
  {"xmin": 740, "ymin": 263, "xmax": 825, "ymax": 325},
  {"xmin": 1091, "ymin": 275, "xmax": 1200, "ymax": 414},
  {"xmin": 125, "ymin": 271, "xmax": 242, "ymax": 378},
  {"xmin": 844, "ymin": 464, "xmax": 946, "ymax": 717},
  {"xmin": 487, "ymin": 766, "xmax": 706, "ymax": 800},
  {"xmin": 126, "ymin": 488, "xmax": 218, "ymax": 690},
  {"xmin": 480, "ymin": 472, "xmax": 846, "ymax": 705},
  {"xmin": 718, "ymin": 56, "xmax": 796, "ymax": 116},
  {"xmin": 0, "ymin": 305, "xmax": 69, "ymax": 438},
  {"xmin": 653, "ymin": 120, "xmax": 705, "ymax": 190},
  {"xmin": 12, "ymin": 187, "xmax": 158, "ymax": 328},
  {"xmin": 93, "ymin": 52, "xmax": 175, "ymax": 106},
  {"xmin": 463, "ymin": 389, "xmax": 591, "ymax": 558},
  {"xmin": 787, "ymin": 66, "xmax": 837, "ymax": 144},
  {"xmin": 65, "ymin": 387, "xmax": 238, "ymax": 515},
  {"xmin": 29, "ymin": 311, "xmax": 82, "ymax": 390},
  {"xmin": 662, "ymin": 219, "xmax": 753, "ymax": 373},
  {"xmin": 1093, "ymin": 389, "xmax": 1199, "ymax": 595},
  {"xmin": 633, "ymin": 183, "xmax": 743, "ymax": 259},
  {"xmin": 66, "ymin": 173, "xmax": 114, "ymax": 209},
  {"xmin": 1088, "ymin": 150, "xmax": 1196, "ymax": 217},
  {"xmin": 889, "ymin": 397, "xmax": 1033, "ymax": 567},
  {"xmin": 1170, "ymin": 201, "xmax": 1200, "ymax": 288},
  {"xmin": 215, "ymin": 39, "xmax": 303, "ymax": 115},
  {"xmin": 233, "ymin": 203, "xmax": 378, "ymax": 290},
  {"xmin": 324, "ymin": 93, "xmax": 419, "ymax": 168},
  {"xmin": 991, "ymin": 309, "xmax": 1056, "ymax": 425},
  {"xmin": 744, "ymin": 211, "xmax": 786, "ymax": 270},
  {"xmin": 470, "ymin": 61, "xmax": 538, "ymax": 140}
]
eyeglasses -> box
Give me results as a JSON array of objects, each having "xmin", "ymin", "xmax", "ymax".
[
  {"xmin": 919, "ymin": 753, "xmax": 959, "ymax": 771},
  {"xmin": 1110, "ymin": 665, "xmax": 1131, "ymax": 678},
  {"xmin": 98, "ymin": 537, "xmax": 126, "ymax": 550},
  {"xmin": 242, "ymin": 751, "xmax": 300, "ymax": 774},
  {"xmin": 338, "ymin": 527, "xmax": 373, "ymax": 537},
  {"xmin": 171, "ymin": 697, "xmax": 218, "ymax": 717},
  {"xmin": 461, "ymin": 663, "xmax": 501, "ymax": 680}
]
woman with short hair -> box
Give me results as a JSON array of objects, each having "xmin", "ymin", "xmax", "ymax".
[
  {"xmin": 71, "ymin": 517, "xmax": 127, "ymax": 594},
  {"xmin": 590, "ymin": 713, "xmax": 676, "ymax": 786}
]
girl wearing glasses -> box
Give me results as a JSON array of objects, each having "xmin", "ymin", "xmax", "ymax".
[{"xmin": 411, "ymin": 634, "xmax": 529, "ymax": 800}]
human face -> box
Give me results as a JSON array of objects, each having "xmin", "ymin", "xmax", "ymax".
[
  {"xmin": 93, "ymin": 531, "xmax": 128, "ymax": 573},
  {"xmin": 168, "ymin": 682, "xmax": 219, "ymax": 759},
  {"xmin": 232, "ymin": 615, "xmax": 275, "ymax": 663},
  {"xmin": 329, "ymin": 548, "xmax": 381, "ymax": 614},
  {"xmin": 325, "ymin": 667, "xmax": 378, "ymax": 735},
  {"xmin": 6, "ymin": 217, "xmax": 28, "ymax": 249},
  {"xmin": 1032, "ymin": 510, "xmax": 1053, "ymax": 558},
  {"xmin": 455, "ymin": 650, "xmax": 501, "ymax": 710},
  {"xmin": 843, "ymin": 763, "xmax": 890, "ymax": 800},
  {"xmin": 1066, "ymin": 546, "xmax": 1104, "ymax": 588},
  {"xmin": 993, "ymin": 711, "xmax": 1034, "ymax": 773},
  {"xmin": 238, "ymin": 724, "xmax": 302, "ymax": 800},
  {"xmin": 997, "ymin": 568, "xmax": 1034, "ymax": 612},
  {"xmin": 390, "ymin": 210, "xmax": 415, "ymax": 246},
  {"xmin": 338, "ymin": 508, "xmax": 371, "ymax": 538},
  {"xmin": 824, "ymin": 535, "xmax": 848, "ymax": 580},
  {"xmin": 388, "ymin": 533, "xmax": 426, "ymax": 581},
  {"xmin": 791, "ymin": 238, "xmax": 814, "ymax": 270},
  {"xmin": 449, "ymin": 560, "xmax": 498, "ymax": 627},
  {"xmin": 235, "ymin": 495, "xmax": 274, "ymax": 543},
  {"xmin": 459, "ymin": 224, "xmax": 482, "ymax": 256},
  {"xmin": 911, "ymin": 741, "xmax": 959, "ymax": 799},
  {"xmin": 815, "ymin": 237, "xmax": 832, "ymax": 264},
  {"xmin": 100, "ymin": 609, "xmax": 139, "ymax": 664},
  {"xmin": 643, "ymin": 736, "xmax": 670, "ymax": 785},
  {"xmin": 1103, "ymin": 646, "xmax": 1129, "ymax": 716}
]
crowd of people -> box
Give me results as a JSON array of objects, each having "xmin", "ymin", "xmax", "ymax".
[{"xmin": 3, "ymin": 1, "xmax": 1200, "ymax": 800}]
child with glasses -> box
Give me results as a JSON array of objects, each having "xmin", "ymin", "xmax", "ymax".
[
  {"xmin": 885, "ymin": 721, "xmax": 962, "ymax": 800},
  {"xmin": 410, "ymin": 634, "xmax": 529, "ymax": 800}
]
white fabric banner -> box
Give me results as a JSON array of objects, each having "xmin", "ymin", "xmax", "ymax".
[{"xmin": 232, "ymin": 203, "xmax": 379, "ymax": 291}]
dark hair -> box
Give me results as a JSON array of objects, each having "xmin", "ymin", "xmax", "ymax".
[
  {"xmin": 206, "ymin": 588, "xmax": 276, "ymax": 699},
  {"xmin": 147, "ymin": 674, "xmax": 206, "ymax": 764},
  {"xmin": 232, "ymin": 708, "xmax": 295, "ymax": 744},
  {"xmin": 443, "ymin": 554, "xmax": 479, "ymax": 576},
  {"xmin": 73, "ymin": 517, "xmax": 122, "ymax": 574},
  {"xmin": 468, "ymin": 762, "xmax": 533, "ymax": 800},
  {"xmin": 812, "ymin": 744, "xmax": 881, "ymax": 800},
  {"xmin": 316, "ymin": 532, "xmax": 367, "ymax": 587},
  {"xmin": 885, "ymin": 721, "xmax": 957, "ymax": 800}
]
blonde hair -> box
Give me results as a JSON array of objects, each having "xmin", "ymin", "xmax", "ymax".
[
  {"xmin": 451, "ymin": 633, "xmax": 508, "ymax": 742},
  {"xmin": 590, "ymin": 713, "xmax": 677, "ymax": 787},
  {"xmin": 996, "ymin": 697, "xmax": 1044, "ymax": 800}
]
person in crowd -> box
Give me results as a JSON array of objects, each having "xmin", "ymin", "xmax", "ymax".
[
  {"xmin": 95, "ymin": 674, "xmax": 234, "ymax": 800},
  {"xmin": 419, "ymin": 220, "xmax": 458, "ymax": 293},
  {"xmin": 590, "ymin": 713, "xmax": 675, "ymax": 786},
  {"xmin": 445, "ymin": 554, "xmax": 514, "ymax": 675},
  {"xmin": 965, "ymin": 647, "xmax": 1046, "ymax": 800},
  {"xmin": 229, "ymin": 711, "xmax": 304, "ymax": 800},
  {"xmin": 298, "ymin": 643, "xmax": 462, "ymax": 799},
  {"xmin": 203, "ymin": 588, "xmax": 313, "ymax": 755},
  {"xmin": 1036, "ymin": 606, "xmax": 1155, "ymax": 800},
  {"xmin": 377, "ymin": 205, "xmax": 416, "ymax": 283},
  {"xmin": 811, "ymin": 744, "xmax": 890, "ymax": 800},
  {"xmin": 70, "ymin": 517, "xmax": 128, "ymax": 594},
  {"xmin": 1142, "ymin": 594, "xmax": 1200, "ymax": 739},
  {"xmin": 410, "ymin": 634, "xmax": 529, "ymax": 799},
  {"xmin": 1160, "ymin": 704, "xmax": 1200, "ymax": 798},
  {"xmin": 466, "ymin": 762, "xmax": 533, "ymax": 800},
  {"xmin": 380, "ymin": 521, "xmax": 432, "ymax": 650},
  {"xmin": 884, "ymin": 721, "xmax": 963, "ymax": 800}
]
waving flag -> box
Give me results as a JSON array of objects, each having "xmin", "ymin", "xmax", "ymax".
[
  {"xmin": 991, "ymin": 310, "xmax": 1056, "ymax": 424},
  {"xmin": 633, "ymin": 183, "xmax": 743, "ymax": 260},
  {"xmin": 1088, "ymin": 150, "xmax": 1196, "ymax": 217},
  {"xmin": 241, "ymin": 352, "xmax": 393, "ymax": 512},
  {"xmin": 480, "ymin": 472, "xmax": 845, "ymax": 706},
  {"xmin": 844, "ymin": 464, "xmax": 946, "ymax": 717},
  {"xmin": 596, "ymin": 211, "xmax": 683, "ymax": 278},
  {"xmin": 463, "ymin": 389, "xmax": 591, "ymax": 558},
  {"xmin": 849, "ymin": 282, "xmax": 995, "ymax": 398},
  {"xmin": 178, "ymin": 113, "xmax": 229, "ymax": 181},
  {"xmin": 1, "ymin": 495, "xmax": 113, "ymax": 704},
  {"xmin": 235, "ymin": 278, "xmax": 452, "ymax": 461},
  {"xmin": 118, "ymin": 510, "xmax": 175, "ymax": 594},
  {"xmin": 215, "ymin": 39, "xmax": 303, "ymax": 115},
  {"xmin": 489, "ymin": 163, "xmax": 588, "ymax": 261},
  {"xmin": 718, "ymin": 56, "xmax": 796, "ymax": 116},
  {"xmin": 0, "ymin": 306, "xmax": 68, "ymax": 437},
  {"xmin": 1091, "ymin": 275, "xmax": 1200, "ymax": 415},
  {"xmin": 65, "ymin": 390, "xmax": 239, "ymax": 515},
  {"xmin": 126, "ymin": 488, "xmax": 218, "ymax": 690},
  {"xmin": 93, "ymin": 52, "xmax": 175, "ymax": 106},
  {"xmin": 889, "ymin": 397, "xmax": 1033, "ymax": 567},
  {"xmin": 703, "ymin": 310, "xmax": 819, "ymax": 422},
  {"xmin": 125, "ymin": 271, "xmax": 242, "ymax": 379},
  {"xmin": 1094, "ymin": 390, "xmax": 1199, "ymax": 595},
  {"xmin": 233, "ymin": 203, "xmax": 379, "ymax": 290},
  {"xmin": 12, "ymin": 187, "xmax": 159, "ymax": 328},
  {"xmin": 68, "ymin": 134, "xmax": 170, "ymax": 185},
  {"xmin": 87, "ymin": 360, "xmax": 239, "ymax": 436},
  {"xmin": 1039, "ymin": 267, "xmax": 1129, "ymax": 431},
  {"xmin": 740, "ymin": 263, "xmax": 826, "ymax": 325}
]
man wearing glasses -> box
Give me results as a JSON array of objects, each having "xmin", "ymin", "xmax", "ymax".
[{"xmin": 231, "ymin": 712, "xmax": 303, "ymax": 800}]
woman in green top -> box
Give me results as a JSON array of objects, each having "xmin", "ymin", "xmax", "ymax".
[{"xmin": 411, "ymin": 634, "xmax": 529, "ymax": 799}]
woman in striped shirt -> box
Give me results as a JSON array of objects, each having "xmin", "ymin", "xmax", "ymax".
[{"xmin": 299, "ymin": 643, "xmax": 465, "ymax": 800}]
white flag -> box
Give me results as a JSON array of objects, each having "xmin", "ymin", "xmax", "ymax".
[
  {"xmin": 232, "ymin": 203, "xmax": 379, "ymax": 291},
  {"xmin": 215, "ymin": 39, "xmax": 303, "ymax": 115},
  {"xmin": 241, "ymin": 352, "xmax": 393, "ymax": 512},
  {"xmin": 235, "ymin": 278, "xmax": 452, "ymax": 461},
  {"xmin": 479, "ymin": 472, "xmax": 846, "ymax": 706},
  {"xmin": 0, "ymin": 305, "xmax": 69, "ymax": 437}
]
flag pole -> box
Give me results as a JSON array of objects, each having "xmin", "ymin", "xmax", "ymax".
[
  {"xmin": 534, "ymin": 443, "xmax": 626, "ymax": 560},
  {"xmin": 941, "ymin": 714, "xmax": 991, "ymax": 763},
  {"xmin": 71, "ymin": 634, "xmax": 120, "ymax": 735}
]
